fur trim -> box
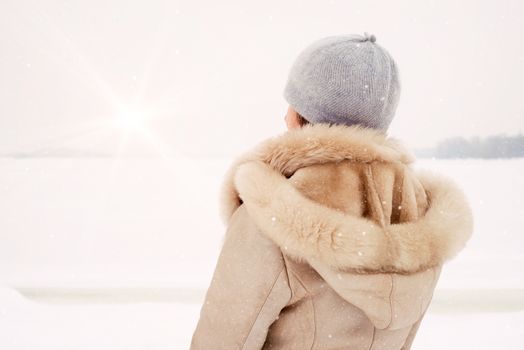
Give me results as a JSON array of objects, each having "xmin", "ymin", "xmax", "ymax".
[
  {"xmin": 219, "ymin": 123, "xmax": 473, "ymax": 273},
  {"xmin": 219, "ymin": 123, "xmax": 414, "ymax": 225},
  {"xmin": 234, "ymin": 162, "xmax": 473, "ymax": 273}
]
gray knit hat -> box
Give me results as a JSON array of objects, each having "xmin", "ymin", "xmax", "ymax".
[{"xmin": 283, "ymin": 33, "xmax": 400, "ymax": 130}]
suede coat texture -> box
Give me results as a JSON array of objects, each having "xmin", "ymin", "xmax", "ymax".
[{"xmin": 191, "ymin": 123, "xmax": 473, "ymax": 350}]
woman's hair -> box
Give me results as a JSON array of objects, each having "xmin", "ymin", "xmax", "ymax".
[{"xmin": 297, "ymin": 113, "xmax": 310, "ymax": 127}]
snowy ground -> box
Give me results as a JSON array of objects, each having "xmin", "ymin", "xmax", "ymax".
[
  {"xmin": 0, "ymin": 157, "xmax": 523, "ymax": 348},
  {"xmin": 0, "ymin": 287, "xmax": 523, "ymax": 350}
]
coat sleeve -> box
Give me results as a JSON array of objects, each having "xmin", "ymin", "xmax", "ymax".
[
  {"xmin": 400, "ymin": 309, "xmax": 427, "ymax": 350},
  {"xmin": 190, "ymin": 205, "xmax": 292, "ymax": 350}
]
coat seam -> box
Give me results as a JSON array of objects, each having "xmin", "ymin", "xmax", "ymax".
[
  {"xmin": 366, "ymin": 326, "xmax": 376, "ymax": 350},
  {"xmin": 371, "ymin": 164, "xmax": 387, "ymax": 225},
  {"xmin": 367, "ymin": 164, "xmax": 387, "ymax": 228},
  {"xmin": 386, "ymin": 274, "xmax": 395, "ymax": 329},
  {"xmin": 288, "ymin": 269, "xmax": 317, "ymax": 350},
  {"xmin": 241, "ymin": 266, "xmax": 287, "ymax": 350},
  {"xmin": 309, "ymin": 296, "xmax": 317, "ymax": 350},
  {"xmin": 281, "ymin": 255, "xmax": 294, "ymax": 302}
]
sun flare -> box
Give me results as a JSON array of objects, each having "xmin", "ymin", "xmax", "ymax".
[{"xmin": 114, "ymin": 106, "xmax": 149, "ymax": 133}]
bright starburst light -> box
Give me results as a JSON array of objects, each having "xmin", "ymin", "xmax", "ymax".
[{"xmin": 114, "ymin": 105, "xmax": 149, "ymax": 133}]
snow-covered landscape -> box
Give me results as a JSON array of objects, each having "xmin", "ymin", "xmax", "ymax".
[
  {"xmin": 0, "ymin": 157, "xmax": 523, "ymax": 349},
  {"xmin": 0, "ymin": 287, "xmax": 522, "ymax": 350},
  {"xmin": 1, "ymin": 0, "xmax": 523, "ymax": 348}
]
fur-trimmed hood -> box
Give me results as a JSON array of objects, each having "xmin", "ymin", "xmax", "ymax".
[{"xmin": 219, "ymin": 123, "xmax": 473, "ymax": 274}]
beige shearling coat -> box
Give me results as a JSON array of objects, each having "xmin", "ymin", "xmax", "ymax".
[{"xmin": 191, "ymin": 124, "xmax": 473, "ymax": 350}]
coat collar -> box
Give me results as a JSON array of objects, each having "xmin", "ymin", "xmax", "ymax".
[
  {"xmin": 219, "ymin": 123, "xmax": 473, "ymax": 273},
  {"xmin": 220, "ymin": 123, "xmax": 414, "ymax": 224}
]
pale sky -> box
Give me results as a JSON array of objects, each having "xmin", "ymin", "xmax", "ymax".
[{"xmin": 0, "ymin": 0, "xmax": 523, "ymax": 156}]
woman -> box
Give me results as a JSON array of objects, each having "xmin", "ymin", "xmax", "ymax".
[{"xmin": 191, "ymin": 33, "xmax": 473, "ymax": 350}]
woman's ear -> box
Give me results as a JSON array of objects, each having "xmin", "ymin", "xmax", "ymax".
[{"xmin": 285, "ymin": 106, "xmax": 307, "ymax": 130}]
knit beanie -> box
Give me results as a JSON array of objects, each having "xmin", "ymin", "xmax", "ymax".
[{"xmin": 283, "ymin": 33, "xmax": 400, "ymax": 131}]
